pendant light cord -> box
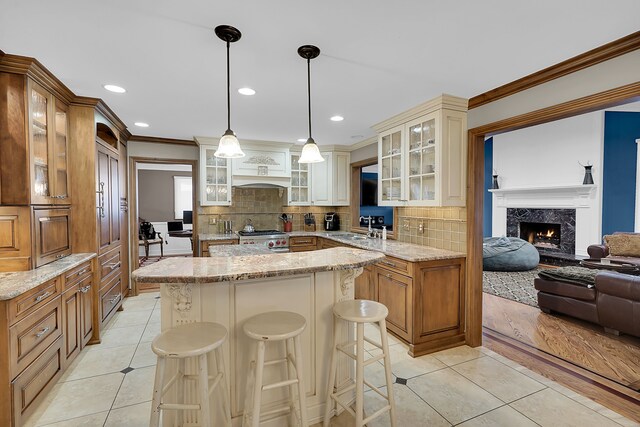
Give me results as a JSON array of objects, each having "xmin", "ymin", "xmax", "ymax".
[
  {"xmin": 226, "ymin": 40, "xmax": 231, "ymax": 132},
  {"xmin": 307, "ymin": 58, "xmax": 312, "ymax": 139}
]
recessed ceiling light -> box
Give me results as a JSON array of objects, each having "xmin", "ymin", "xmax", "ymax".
[
  {"xmin": 330, "ymin": 115, "xmax": 344, "ymax": 122},
  {"xmin": 134, "ymin": 122, "xmax": 149, "ymax": 128},
  {"xmin": 238, "ymin": 87, "xmax": 256, "ymax": 96},
  {"xmin": 297, "ymin": 138, "xmax": 307, "ymax": 143},
  {"xmin": 103, "ymin": 84, "xmax": 126, "ymax": 93}
]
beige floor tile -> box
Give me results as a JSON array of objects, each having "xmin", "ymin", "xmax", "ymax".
[
  {"xmin": 452, "ymin": 356, "xmax": 546, "ymax": 403},
  {"xmin": 408, "ymin": 368, "xmax": 503, "ymax": 424},
  {"xmin": 108, "ymin": 309, "xmax": 153, "ymax": 329},
  {"xmin": 37, "ymin": 411, "xmax": 109, "ymax": 427},
  {"xmin": 431, "ymin": 345, "xmax": 486, "ymax": 366},
  {"xmin": 510, "ymin": 388, "xmax": 621, "ymax": 427},
  {"xmin": 61, "ymin": 344, "xmax": 137, "ymax": 382},
  {"xmin": 112, "ymin": 365, "xmax": 156, "ymax": 409},
  {"xmin": 457, "ymin": 405, "xmax": 538, "ymax": 427},
  {"xmin": 24, "ymin": 373, "xmax": 123, "ymax": 426},
  {"xmin": 136, "ymin": 291, "xmax": 160, "ymax": 299},
  {"xmin": 131, "ymin": 341, "xmax": 158, "ymax": 368},
  {"xmin": 150, "ymin": 307, "xmax": 161, "ymax": 323},
  {"xmin": 140, "ymin": 321, "xmax": 161, "ymax": 343},
  {"xmin": 104, "ymin": 401, "xmax": 153, "ymax": 427},
  {"xmin": 122, "ymin": 296, "xmax": 157, "ymax": 311},
  {"xmin": 385, "ymin": 344, "xmax": 446, "ymax": 379},
  {"xmin": 364, "ymin": 384, "xmax": 450, "ymax": 427},
  {"xmin": 99, "ymin": 324, "xmax": 145, "ymax": 349}
]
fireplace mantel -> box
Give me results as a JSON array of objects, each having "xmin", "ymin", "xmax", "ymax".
[{"xmin": 489, "ymin": 184, "xmax": 597, "ymax": 208}]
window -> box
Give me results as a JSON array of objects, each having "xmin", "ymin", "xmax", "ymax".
[{"xmin": 174, "ymin": 176, "xmax": 192, "ymax": 220}]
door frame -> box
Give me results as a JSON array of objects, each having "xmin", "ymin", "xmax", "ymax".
[
  {"xmin": 128, "ymin": 156, "xmax": 198, "ymax": 295},
  {"xmin": 465, "ymin": 81, "xmax": 640, "ymax": 346}
]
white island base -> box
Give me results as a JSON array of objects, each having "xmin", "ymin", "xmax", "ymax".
[{"xmin": 158, "ymin": 268, "xmax": 363, "ymax": 426}]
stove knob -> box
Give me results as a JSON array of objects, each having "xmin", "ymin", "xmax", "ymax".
[
  {"xmin": 282, "ymin": 240, "xmax": 287, "ymax": 245},
  {"xmin": 268, "ymin": 242, "xmax": 274, "ymax": 247},
  {"xmin": 276, "ymin": 240, "xmax": 281, "ymax": 245}
]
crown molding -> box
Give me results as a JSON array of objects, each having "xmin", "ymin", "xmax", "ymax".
[
  {"xmin": 129, "ymin": 135, "xmax": 197, "ymax": 146},
  {"xmin": 469, "ymin": 30, "xmax": 640, "ymax": 110},
  {"xmin": 0, "ymin": 53, "xmax": 75, "ymax": 103},
  {"xmin": 372, "ymin": 94, "xmax": 468, "ymax": 133},
  {"xmin": 347, "ymin": 136, "xmax": 377, "ymax": 151}
]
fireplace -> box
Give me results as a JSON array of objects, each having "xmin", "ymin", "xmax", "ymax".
[
  {"xmin": 506, "ymin": 208, "xmax": 576, "ymax": 255},
  {"xmin": 520, "ymin": 222, "xmax": 561, "ymax": 250}
]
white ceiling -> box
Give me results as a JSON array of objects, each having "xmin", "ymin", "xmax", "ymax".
[{"xmin": 2, "ymin": 1, "xmax": 639, "ymax": 146}]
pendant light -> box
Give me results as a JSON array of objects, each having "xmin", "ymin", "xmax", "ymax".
[
  {"xmin": 297, "ymin": 45, "xmax": 325, "ymax": 163},
  {"xmin": 214, "ymin": 25, "xmax": 245, "ymax": 158}
]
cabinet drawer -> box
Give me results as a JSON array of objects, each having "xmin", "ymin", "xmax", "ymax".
[
  {"xmin": 12, "ymin": 336, "xmax": 63, "ymax": 427},
  {"xmin": 320, "ymin": 238, "xmax": 344, "ymax": 249},
  {"xmin": 10, "ymin": 296, "xmax": 62, "ymax": 379},
  {"xmin": 377, "ymin": 256, "xmax": 411, "ymax": 276},
  {"xmin": 33, "ymin": 208, "xmax": 72, "ymax": 268},
  {"xmin": 63, "ymin": 260, "xmax": 93, "ymax": 291},
  {"xmin": 99, "ymin": 246, "xmax": 121, "ymax": 286},
  {"xmin": 290, "ymin": 236, "xmax": 317, "ymax": 247},
  {"xmin": 376, "ymin": 267, "xmax": 412, "ymax": 340},
  {"xmin": 101, "ymin": 276, "xmax": 122, "ymax": 322},
  {"xmin": 9, "ymin": 278, "xmax": 60, "ymax": 325},
  {"xmin": 290, "ymin": 245, "xmax": 317, "ymax": 253}
]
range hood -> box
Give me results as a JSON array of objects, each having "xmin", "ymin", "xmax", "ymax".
[
  {"xmin": 230, "ymin": 142, "xmax": 292, "ymax": 188},
  {"xmin": 231, "ymin": 178, "xmax": 289, "ymax": 188}
]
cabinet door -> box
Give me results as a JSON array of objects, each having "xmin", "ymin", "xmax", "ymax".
[
  {"xmin": 289, "ymin": 154, "xmax": 311, "ymax": 206},
  {"xmin": 415, "ymin": 262, "xmax": 464, "ymax": 338},
  {"xmin": 33, "ymin": 208, "xmax": 71, "ymax": 267},
  {"xmin": 378, "ymin": 126, "xmax": 405, "ymax": 206},
  {"xmin": 201, "ymin": 146, "xmax": 232, "ymax": 206},
  {"xmin": 311, "ymin": 152, "xmax": 331, "ymax": 205},
  {"xmin": 376, "ymin": 267, "xmax": 412, "ymax": 340},
  {"xmin": 109, "ymin": 155, "xmax": 120, "ymax": 244},
  {"xmin": 406, "ymin": 112, "xmax": 438, "ymax": 206},
  {"xmin": 52, "ymin": 101, "xmax": 70, "ymax": 204},
  {"xmin": 28, "ymin": 81, "xmax": 54, "ymax": 205},
  {"xmin": 79, "ymin": 277, "xmax": 93, "ymax": 347},
  {"xmin": 62, "ymin": 286, "xmax": 81, "ymax": 367},
  {"xmin": 332, "ymin": 152, "xmax": 350, "ymax": 206},
  {"xmin": 96, "ymin": 147, "xmax": 111, "ymax": 250},
  {"xmin": 355, "ymin": 264, "xmax": 375, "ymax": 301}
]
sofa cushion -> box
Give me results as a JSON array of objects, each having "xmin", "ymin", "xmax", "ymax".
[
  {"xmin": 604, "ymin": 233, "xmax": 640, "ymax": 257},
  {"xmin": 534, "ymin": 278, "xmax": 596, "ymax": 301},
  {"xmin": 596, "ymin": 271, "xmax": 640, "ymax": 301}
]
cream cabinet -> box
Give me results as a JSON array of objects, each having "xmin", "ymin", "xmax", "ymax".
[
  {"xmin": 375, "ymin": 94, "xmax": 467, "ymax": 207},
  {"xmin": 288, "ymin": 153, "xmax": 311, "ymax": 205},
  {"xmin": 310, "ymin": 151, "xmax": 350, "ymax": 206},
  {"xmin": 199, "ymin": 145, "xmax": 232, "ymax": 206}
]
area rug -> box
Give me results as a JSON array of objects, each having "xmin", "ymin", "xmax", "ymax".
[{"xmin": 483, "ymin": 268, "xmax": 541, "ymax": 307}]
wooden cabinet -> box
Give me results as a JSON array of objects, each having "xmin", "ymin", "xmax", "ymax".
[
  {"xmin": 61, "ymin": 284, "xmax": 81, "ymax": 367},
  {"xmin": 199, "ymin": 239, "xmax": 238, "ymax": 257},
  {"xmin": 96, "ymin": 144, "xmax": 120, "ymax": 251},
  {"xmin": 310, "ymin": 151, "xmax": 350, "ymax": 206},
  {"xmin": 354, "ymin": 264, "xmax": 375, "ymax": 301},
  {"xmin": 375, "ymin": 94, "xmax": 467, "ymax": 207},
  {"xmin": 33, "ymin": 208, "xmax": 72, "ymax": 268},
  {"xmin": 0, "ymin": 206, "xmax": 33, "ymax": 272},
  {"xmin": 200, "ymin": 145, "xmax": 232, "ymax": 206},
  {"xmin": 289, "ymin": 236, "xmax": 317, "ymax": 252},
  {"xmin": 376, "ymin": 267, "xmax": 413, "ymax": 340}
]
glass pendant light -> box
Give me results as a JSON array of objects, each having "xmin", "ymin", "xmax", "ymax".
[
  {"xmin": 214, "ymin": 25, "xmax": 245, "ymax": 158},
  {"xmin": 298, "ymin": 45, "xmax": 325, "ymax": 163}
]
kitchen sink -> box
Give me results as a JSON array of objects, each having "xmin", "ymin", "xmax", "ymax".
[{"xmin": 350, "ymin": 235, "xmax": 369, "ymax": 240}]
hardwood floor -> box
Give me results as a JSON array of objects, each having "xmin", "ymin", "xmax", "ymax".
[{"xmin": 483, "ymin": 293, "xmax": 640, "ymax": 390}]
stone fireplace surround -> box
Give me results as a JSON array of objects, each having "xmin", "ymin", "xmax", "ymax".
[{"xmin": 507, "ymin": 208, "xmax": 576, "ymax": 254}]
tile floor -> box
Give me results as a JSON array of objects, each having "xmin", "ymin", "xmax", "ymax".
[{"xmin": 23, "ymin": 292, "xmax": 639, "ymax": 427}]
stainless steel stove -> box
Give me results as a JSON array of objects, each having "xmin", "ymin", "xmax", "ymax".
[{"xmin": 237, "ymin": 229, "xmax": 289, "ymax": 252}]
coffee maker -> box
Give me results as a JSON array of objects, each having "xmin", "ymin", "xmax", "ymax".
[{"xmin": 324, "ymin": 213, "xmax": 340, "ymax": 231}]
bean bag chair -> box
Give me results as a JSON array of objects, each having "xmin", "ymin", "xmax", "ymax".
[{"xmin": 483, "ymin": 236, "xmax": 539, "ymax": 271}]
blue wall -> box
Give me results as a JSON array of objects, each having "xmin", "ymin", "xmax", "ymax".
[
  {"xmin": 602, "ymin": 111, "xmax": 640, "ymax": 236},
  {"xmin": 483, "ymin": 138, "xmax": 493, "ymax": 237}
]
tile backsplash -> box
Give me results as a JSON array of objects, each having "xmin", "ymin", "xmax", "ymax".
[{"xmin": 395, "ymin": 207, "xmax": 467, "ymax": 253}]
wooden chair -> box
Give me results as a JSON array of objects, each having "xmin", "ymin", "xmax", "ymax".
[{"xmin": 139, "ymin": 222, "xmax": 166, "ymax": 258}]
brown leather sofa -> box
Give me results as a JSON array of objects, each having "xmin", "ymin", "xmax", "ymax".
[
  {"xmin": 587, "ymin": 231, "xmax": 640, "ymax": 267},
  {"xmin": 534, "ymin": 271, "xmax": 640, "ymax": 338}
]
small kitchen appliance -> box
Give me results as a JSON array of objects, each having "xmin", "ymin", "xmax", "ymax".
[
  {"xmin": 324, "ymin": 213, "xmax": 340, "ymax": 231},
  {"xmin": 237, "ymin": 229, "xmax": 289, "ymax": 252}
]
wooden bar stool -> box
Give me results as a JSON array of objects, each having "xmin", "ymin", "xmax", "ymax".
[
  {"xmin": 150, "ymin": 322, "xmax": 231, "ymax": 427},
  {"xmin": 242, "ymin": 311, "xmax": 309, "ymax": 427},
  {"xmin": 323, "ymin": 299, "xmax": 397, "ymax": 427}
]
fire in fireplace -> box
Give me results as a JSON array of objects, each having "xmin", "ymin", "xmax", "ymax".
[{"xmin": 519, "ymin": 222, "xmax": 561, "ymax": 250}]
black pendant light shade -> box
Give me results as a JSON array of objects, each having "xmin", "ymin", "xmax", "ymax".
[
  {"xmin": 214, "ymin": 25, "xmax": 245, "ymax": 158},
  {"xmin": 298, "ymin": 45, "xmax": 324, "ymax": 163}
]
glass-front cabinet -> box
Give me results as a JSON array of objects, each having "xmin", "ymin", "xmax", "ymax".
[
  {"xmin": 28, "ymin": 81, "xmax": 70, "ymax": 205},
  {"xmin": 378, "ymin": 125, "xmax": 405, "ymax": 206},
  {"xmin": 200, "ymin": 145, "xmax": 232, "ymax": 206},
  {"xmin": 289, "ymin": 154, "xmax": 310, "ymax": 205},
  {"xmin": 375, "ymin": 95, "xmax": 467, "ymax": 207}
]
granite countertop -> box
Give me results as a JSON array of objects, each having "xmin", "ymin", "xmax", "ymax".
[
  {"xmin": 199, "ymin": 233, "xmax": 239, "ymax": 241},
  {"xmin": 287, "ymin": 231, "xmax": 465, "ymax": 262},
  {"xmin": 132, "ymin": 247, "xmax": 384, "ymax": 284},
  {"xmin": 207, "ymin": 244, "xmax": 272, "ymax": 256},
  {"xmin": 0, "ymin": 253, "xmax": 97, "ymax": 300}
]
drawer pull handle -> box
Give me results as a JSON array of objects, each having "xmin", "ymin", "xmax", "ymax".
[
  {"xmin": 108, "ymin": 262, "xmax": 121, "ymax": 270},
  {"xmin": 296, "ymin": 240, "xmax": 312, "ymax": 244},
  {"xmin": 55, "ymin": 254, "xmax": 66, "ymax": 259},
  {"xmin": 80, "ymin": 286, "xmax": 91, "ymax": 293},
  {"xmin": 77, "ymin": 268, "xmax": 90, "ymax": 276},
  {"xmin": 109, "ymin": 294, "xmax": 121, "ymax": 304},
  {"xmin": 35, "ymin": 326, "xmax": 50, "ymax": 338},
  {"xmin": 54, "ymin": 194, "xmax": 68, "ymax": 199},
  {"xmin": 382, "ymin": 261, "xmax": 396, "ymax": 268},
  {"xmin": 35, "ymin": 291, "xmax": 52, "ymax": 302}
]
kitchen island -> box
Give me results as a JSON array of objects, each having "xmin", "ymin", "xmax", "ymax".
[{"xmin": 132, "ymin": 247, "xmax": 384, "ymax": 426}]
